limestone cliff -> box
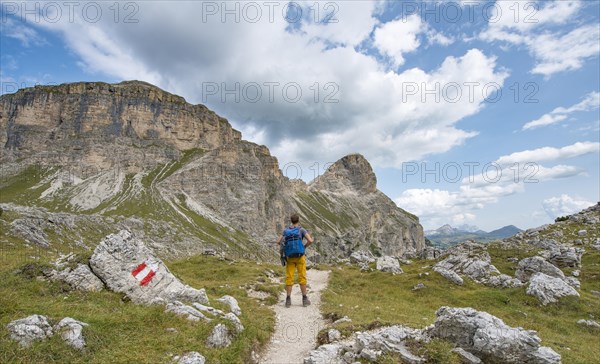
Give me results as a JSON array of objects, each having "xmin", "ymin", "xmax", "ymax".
[{"xmin": 0, "ymin": 81, "xmax": 425, "ymax": 261}]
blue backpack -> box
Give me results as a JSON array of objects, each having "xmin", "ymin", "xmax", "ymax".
[{"xmin": 283, "ymin": 226, "xmax": 305, "ymax": 258}]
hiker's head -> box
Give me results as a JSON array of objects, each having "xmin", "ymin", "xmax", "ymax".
[{"xmin": 290, "ymin": 213, "xmax": 300, "ymax": 224}]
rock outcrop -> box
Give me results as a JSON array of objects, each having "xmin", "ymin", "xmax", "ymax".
[
  {"xmin": 206, "ymin": 323, "xmax": 232, "ymax": 348},
  {"xmin": 6, "ymin": 315, "xmax": 89, "ymax": 350},
  {"xmin": 177, "ymin": 352, "xmax": 206, "ymax": 364},
  {"xmin": 306, "ymin": 306, "xmax": 561, "ymax": 364},
  {"xmin": 45, "ymin": 253, "xmax": 105, "ymax": 292},
  {"xmin": 6, "ymin": 315, "xmax": 53, "ymax": 347},
  {"xmin": 432, "ymin": 242, "xmax": 521, "ymax": 288},
  {"xmin": 376, "ymin": 256, "xmax": 402, "ymax": 274},
  {"xmin": 89, "ymin": 230, "xmax": 208, "ymax": 305},
  {"xmin": 429, "ymin": 307, "xmax": 561, "ymax": 363},
  {"xmin": 54, "ymin": 317, "xmax": 89, "ymax": 350},
  {"xmin": 516, "ymin": 256, "xmax": 565, "ymax": 282},
  {"xmin": 526, "ymin": 273, "xmax": 580, "ymax": 305}
]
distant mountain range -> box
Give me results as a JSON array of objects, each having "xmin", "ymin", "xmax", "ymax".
[{"xmin": 425, "ymin": 224, "xmax": 523, "ymax": 249}]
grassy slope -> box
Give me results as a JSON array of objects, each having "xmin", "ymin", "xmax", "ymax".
[
  {"xmin": 0, "ymin": 240, "xmax": 282, "ymax": 364},
  {"xmin": 319, "ymin": 245, "xmax": 600, "ymax": 364},
  {"xmin": 0, "ymin": 150, "xmax": 271, "ymax": 259}
]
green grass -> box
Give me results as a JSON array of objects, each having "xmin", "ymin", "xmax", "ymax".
[
  {"xmin": 0, "ymin": 243, "xmax": 281, "ymax": 364},
  {"xmin": 321, "ymin": 253, "xmax": 600, "ymax": 363},
  {"xmin": 0, "ymin": 165, "xmax": 51, "ymax": 205}
]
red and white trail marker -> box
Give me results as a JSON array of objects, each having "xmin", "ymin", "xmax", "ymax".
[{"xmin": 131, "ymin": 260, "xmax": 159, "ymax": 286}]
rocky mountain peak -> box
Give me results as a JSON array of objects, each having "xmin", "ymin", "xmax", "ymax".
[
  {"xmin": 0, "ymin": 81, "xmax": 425, "ymax": 262},
  {"xmin": 311, "ymin": 153, "xmax": 377, "ymax": 194}
]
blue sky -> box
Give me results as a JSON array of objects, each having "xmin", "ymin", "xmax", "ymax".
[{"xmin": 1, "ymin": 0, "xmax": 599, "ymax": 231}]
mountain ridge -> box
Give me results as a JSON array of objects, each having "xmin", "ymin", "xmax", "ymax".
[
  {"xmin": 426, "ymin": 223, "xmax": 523, "ymax": 248},
  {"xmin": 0, "ymin": 81, "xmax": 425, "ymax": 261}
]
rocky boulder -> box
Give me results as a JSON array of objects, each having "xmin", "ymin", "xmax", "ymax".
[
  {"xmin": 165, "ymin": 301, "xmax": 211, "ymax": 322},
  {"xmin": 433, "ymin": 266, "xmax": 464, "ymax": 285},
  {"xmin": 47, "ymin": 262, "xmax": 105, "ymax": 292},
  {"xmin": 433, "ymin": 242, "xmax": 511, "ymax": 287},
  {"xmin": 206, "ymin": 323, "xmax": 232, "ymax": 348},
  {"xmin": 540, "ymin": 246, "xmax": 584, "ymax": 268},
  {"xmin": 577, "ymin": 319, "xmax": 600, "ymax": 329},
  {"xmin": 305, "ymin": 325, "xmax": 426, "ymax": 364},
  {"xmin": 429, "ymin": 307, "xmax": 561, "ymax": 363},
  {"xmin": 515, "ymin": 256, "xmax": 565, "ymax": 282},
  {"xmin": 526, "ymin": 273, "xmax": 580, "ymax": 305},
  {"xmin": 349, "ymin": 250, "xmax": 375, "ymax": 264},
  {"xmin": 485, "ymin": 274, "xmax": 523, "ymax": 288},
  {"xmin": 216, "ymin": 295, "xmax": 241, "ymax": 316},
  {"xmin": 54, "ymin": 317, "xmax": 88, "ymax": 350},
  {"xmin": 89, "ymin": 230, "xmax": 208, "ymax": 305},
  {"xmin": 376, "ymin": 256, "xmax": 403, "ymax": 274},
  {"xmin": 6, "ymin": 315, "xmax": 53, "ymax": 347},
  {"xmin": 178, "ymin": 352, "xmax": 206, "ymax": 364}
]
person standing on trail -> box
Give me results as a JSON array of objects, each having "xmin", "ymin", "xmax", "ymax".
[{"xmin": 277, "ymin": 213, "xmax": 314, "ymax": 308}]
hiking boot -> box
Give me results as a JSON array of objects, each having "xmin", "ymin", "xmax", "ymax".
[
  {"xmin": 285, "ymin": 296, "xmax": 291, "ymax": 308},
  {"xmin": 302, "ymin": 295, "xmax": 311, "ymax": 307}
]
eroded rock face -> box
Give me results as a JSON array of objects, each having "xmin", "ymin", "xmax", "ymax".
[
  {"xmin": 526, "ymin": 273, "xmax": 580, "ymax": 305},
  {"xmin": 89, "ymin": 230, "xmax": 208, "ymax": 305},
  {"xmin": 310, "ymin": 154, "xmax": 377, "ymax": 194},
  {"xmin": 429, "ymin": 307, "xmax": 561, "ymax": 364},
  {"xmin": 6, "ymin": 315, "xmax": 53, "ymax": 347}
]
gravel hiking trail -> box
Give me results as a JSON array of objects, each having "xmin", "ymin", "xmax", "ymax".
[{"xmin": 260, "ymin": 269, "xmax": 331, "ymax": 364}]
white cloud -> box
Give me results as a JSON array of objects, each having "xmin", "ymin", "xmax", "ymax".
[
  {"xmin": 530, "ymin": 24, "xmax": 600, "ymax": 76},
  {"xmin": 495, "ymin": 141, "xmax": 600, "ymax": 165},
  {"xmin": 32, "ymin": 2, "xmax": 507, "ymax": 171},
  {"xmin": 542, "ymin": 194, "xmax": 595, "ymax": 219},
  {"xmin": 374, "ymin": 14, "xmax": 423, "ymax": 67},
  {"xmin": 523, "ymin": 92, "xmax": 600, "ymax": 130},
  {"xmin": 296, "ymin": 0, "xmax": 383, "ymax": 47},
  {"xmin": 2, "ymin": 18, "xmax": 47, "ymax": 47},
  {"xmin": 480, "ymin": 0, "xmax": 598, "ymax": 76},
  {"xmin": 396, "ymin": 141, "xmax": 593, "ymax": 227}
]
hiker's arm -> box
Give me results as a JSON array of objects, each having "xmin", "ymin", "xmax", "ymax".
[
  {"xmin": 304, "ymin": 233, "xmax": 314, "ymax": 248},
  {"xmin": 276, "ymin": 235, "xmax": 283, "ymax": 246}
]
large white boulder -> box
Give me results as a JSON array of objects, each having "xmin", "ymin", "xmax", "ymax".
[
  {"xmin": 527, "ymin": 272, "xmax": 580, "ymax": 305},
  {"xmin": 376, "ymin": 256, "xmax": 403, "ymax": 274},
  {"xmin": 89, "ymin": 230, "xmax": 208, "ymax": 305},
  {"xmin": 516, "ymin": 256, "xmax": 565, "ymax": 282}
]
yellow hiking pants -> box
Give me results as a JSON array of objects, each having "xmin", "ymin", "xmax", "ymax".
[{"xmin": 285, "ymin": 255, "xmax": 307, "ymax": 286}]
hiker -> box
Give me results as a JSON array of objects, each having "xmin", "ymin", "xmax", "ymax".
[{"xmin": 277, "ymin": 213, "xmax": 314, "ymax": 307}]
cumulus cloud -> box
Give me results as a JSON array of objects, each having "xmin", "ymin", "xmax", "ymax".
[
  {"xmin": 523, "ymin": 92, "xmax": 600, "ymax": 130},
  {"xmin": 30, "ymin": 1, "xmax": 503, "ymax": 171},
  {"xmin": 480, "ymin": 0, "xmax": 598, "ymax": 76},
  {"xmin": 374, "ymin": 14, "xmax": 423, "ymax": 67},
  {"xmin": 542, "ymin": 194, "xmax": 595, "ymax": 219},
  {"xmin": 396, "ymin": 141, "xmax": 594, "ymax": 227}
]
